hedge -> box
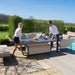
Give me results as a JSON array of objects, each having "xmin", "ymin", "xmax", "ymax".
[
  {"xmin": 0, "ymin": 25, "xmax": 9, "ymax": 31},
  {"xmin": 22, "ymin": 19, "xmax": 35, "ymax": 33},
  {"xmin": 9, "ymin": 15, "xmax": 65, "ymax": 38},
  {"xmin": 23, "ymin": 19, "xmax": 49, "ymax": 34},
  {"xmin": 23, "ymin": 20, "xmax": 64, "ymax": 35},
  {"xmin": 65, "ymin": 26, "xmax": 75, "ymax": 32},
  {"xmin": 9, "ymin": 15, "xmax": 22, "ymax": 38},
  {"xmin": 0, "ymin": 38, "xmax": 10, "ymax": 45}
]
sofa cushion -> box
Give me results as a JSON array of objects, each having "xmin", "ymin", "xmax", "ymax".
[
  {"xmin": 25, "ymin": 33, "xmax": 36, "ymax": 39},
  {"xmin": 22, "ymin": 33, "xmax": 43, "ymax": 39},
  {"xmin": 0, "ymin": 45, "xmax": 10, "ymax": 58},
  {"xmin": 36, "ymin": 33, "xmax": 42, "ymax": 38}
]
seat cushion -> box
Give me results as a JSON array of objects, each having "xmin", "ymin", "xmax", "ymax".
[{"xmin": 0, "ymin": 45, "xmax": 10, "ymax": 58}]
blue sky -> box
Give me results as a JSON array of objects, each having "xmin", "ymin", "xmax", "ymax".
[{"xmin": 0, "ymin": 0, "xmax": 75, "ymax": 23}]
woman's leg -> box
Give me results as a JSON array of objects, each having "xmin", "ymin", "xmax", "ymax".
[
  {"xmin": 13, "ymin": 44, "xmax": 18, "ymax": 55},
  {"xmin": 19, "ymin": 43, "xmax": 24, "ymax": 55}
]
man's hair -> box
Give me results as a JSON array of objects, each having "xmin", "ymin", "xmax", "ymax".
[
  {"xmin": 48, "ymin": 21, "xmax": 52, "ymax": 24},
  {"xmin": 64, "ymin": 30, "xmax": 67, "ymax": 34}
]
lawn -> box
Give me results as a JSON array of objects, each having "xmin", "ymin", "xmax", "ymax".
[
  {"xmin": 0, "ymin": 24, "xmax": 8, "ymax": 26},
  {"xmin": 0, "ymin": 24, "xmax": 9, "ymax": 38},
  {"xmin": 0, "ymin": 31, "xmax": 9, "ymax": 38}
]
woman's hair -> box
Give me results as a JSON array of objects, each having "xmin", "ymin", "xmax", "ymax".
[{"xmin": 18, "ymin": 22, "xmax": 23, "ymax": 28}]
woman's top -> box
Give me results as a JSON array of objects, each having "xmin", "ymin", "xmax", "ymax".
[{"xmin": 13, "ymin": 28, "xmax": 22, "ymax": 41}]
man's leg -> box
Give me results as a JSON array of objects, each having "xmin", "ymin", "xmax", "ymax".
[
  {"xmin": 56, "ymin": 34, "xmax": 59, "ymax": 52},
  {"xmin": 51, "ymin": 35, "xmax": 54, "ymax": 48},
  {"xmin": 51, "ymin": 42, "xmax": 53, "ymax": 48}
]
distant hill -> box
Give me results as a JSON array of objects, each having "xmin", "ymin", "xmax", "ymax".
[
  {"xmin": 0, "ymin": 14, "xmax": 11, "ymax": 24},
  {"xmin": 0, "ymin": 14, "xmax": 75, "ymax": 26}
]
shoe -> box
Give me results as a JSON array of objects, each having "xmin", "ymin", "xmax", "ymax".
[
  {"xmin": 10, "ymin": 54, "xmax": 15, "ymax": 57},
  {"xmin": 56, "ymin": 50, "xmax": 59, "ymax": 52}
]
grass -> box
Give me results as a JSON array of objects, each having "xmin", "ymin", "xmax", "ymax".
[
  {"xmin": 65, "ymin": 25, "xmax": 75, "ymax": 27},
  {"xmin": 0, "ymin": 24, "xmax": 9, "ymax": 38},
  {"xmin": 0, "ymin": 31, "xmax": 9, "ymax": 38},
  {"xmin": 0, "ymin": 24, "xmax": 8, "ymax": 26}
]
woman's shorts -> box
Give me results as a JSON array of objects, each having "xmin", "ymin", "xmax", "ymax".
[{"xmin": 13, "ymin": 37, "xmax": 20, "ymax": 44}]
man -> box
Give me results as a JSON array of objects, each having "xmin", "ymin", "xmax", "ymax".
[{"xmin": 48, "ymin": 21, "xmax": 59, "ymax": 52}]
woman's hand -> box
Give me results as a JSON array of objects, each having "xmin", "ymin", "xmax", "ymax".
[{"xmin": 20, "ymin": 41, "xmax": 24, "ymax": 44}]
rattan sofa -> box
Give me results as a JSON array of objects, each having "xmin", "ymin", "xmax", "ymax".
[{"xmin": 59, "ymin": 36, "xmax": 75, "ymax": 51}]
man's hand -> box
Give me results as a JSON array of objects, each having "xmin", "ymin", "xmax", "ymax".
[
  {"xmin": 53, "ymin": 38, "xmax": 56, "ymax": 40},
  {"xmin": 48, "ymin": 33, "xmax": 51, "ymax": 39}
]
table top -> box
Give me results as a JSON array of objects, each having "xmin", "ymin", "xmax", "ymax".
[{"xmin": 22, "ymin": 38, "xmax": 54, "ymax": 44}]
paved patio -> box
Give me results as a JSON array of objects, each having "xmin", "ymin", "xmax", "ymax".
[
  {"xmin": 0, "ymin": 46, "xmax": 64, "ymax": 75},
  {"xmin": 2, "ymin": 45, "xmax": 75, "ymax": 75},
  {"xmin": 46, "ymin": 48, "xmax": 75, "ymax": 75},
  {"xmin": 1, "ymin": 46, "xmax": 75, "ymax": 75}
]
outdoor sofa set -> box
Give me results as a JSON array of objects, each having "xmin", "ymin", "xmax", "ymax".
[{"xmin": 0, "ymin": 33, "xmax": 75, "ymax": 58}]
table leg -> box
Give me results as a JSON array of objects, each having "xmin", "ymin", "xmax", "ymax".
[{"xmin": 24, "ymin": 45, "xmax": 29, "ymax": 56}]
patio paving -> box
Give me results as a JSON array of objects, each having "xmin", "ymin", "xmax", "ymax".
[
  {"xmin": 46, "ymin": 48, "xmax": 75, "ymax": 75},
  {"xmin": 0, "ymin": 46, "xmax": 63, "ymax": 75}
]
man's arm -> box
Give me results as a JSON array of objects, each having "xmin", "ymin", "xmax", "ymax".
[
  {"xmin": 48, "ymin": 27, "xmax": 52, "ymax": 39},
  {"xmin": 48, "ymin": 33, "xmax": 51, "ymax": 39},
  {"xmin": 54, "ymin": 34, "xmax": 57, "ymax": 40}
]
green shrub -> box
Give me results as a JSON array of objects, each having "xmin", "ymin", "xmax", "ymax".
[
  {"xmin": 52, "ymin": 20, "xmax": 65, "ymax": 34},
  {"xmin": 9, "ymin": 15, "xmax": 22, "ymax": 38},
  {"xmin": 72, "ymin": 27, "xmax": 75, "ymax": 32},
  {"xmin": 23, "ymin": 19, "xmax": 35, "ymax": 33},
  {"xmin": 65, "ymin": 26, "xmax": 72, "ymax": 31},
  {"xmin": 0, "ymin": 25, "xmax": 9, "ymax": 31},
  {"xmin": 23, "ymin": 19, "xmax": 64, "ymax": 34},
  {"xmin": 9, "ymin": 15, "xmax": 65, "ymax": 38},
  {"xmin": 23, "ymin": 19, "xmax": 49, "ymax": 34},
  {"xmin": 33, "ymin": 20, "xmax": 49, "ymax": 34},
  {"xmin": 0, "ymin": 38, "xmax": 10, "ymax": 45}
]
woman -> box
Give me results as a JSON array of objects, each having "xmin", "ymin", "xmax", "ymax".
[{"xmin": 13, "ymin": 22, "xmax": 24, "ymax": 56}]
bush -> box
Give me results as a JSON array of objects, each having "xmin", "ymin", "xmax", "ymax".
[
  {"xmin": 0, "ymin": 25, "xmax": 9, "ymax": 31},
  {"xmin": 65, "ymin": 26, "xmax": 72, "ymax": 31},
  {"xmin": 23, "ymin": 19, "xmax": 64, "ymax": 34},
  {"xmin": 72, "ymin": 27, "xmax": 75, "ymax": 32},
  {"xmin": 0, "ymin": 38, "xmax": 10, "ymax": 45},
  {"xmin": 23, "ymin": 19, "xmax": 35, "ymax": 33},
  {"xmin": 33, "ymin": 20, "xmax": 48, "ymax": 33},
  {"xmin": 23, "ymin": 19, "xmax": 49, "ymax": 34},
  {"xmin": 9, "ymin": 15, "xmax": 65, "ymax": 38},
  {"xmin": 65, "ymin": 26, "xmax": 75, "ymax": 32},
  {"xmin": 52, "ymin": 20, "xmax": 65, "ymax": 34},
  {"xmin": 9, "ymin": 15, "xmax": 22, "ymax": 38}
]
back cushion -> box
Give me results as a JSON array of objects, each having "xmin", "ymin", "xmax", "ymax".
[
  {"xmin": 22, "ymin": 33, "xmax": 43, "ymax": 39},
  {"xmin": 22, "ymin": 33, "xmax": 36, "ymax": 39}
]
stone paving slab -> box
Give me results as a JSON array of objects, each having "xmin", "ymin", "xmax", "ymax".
[
  {"xmin": 0, "ymin": 46, "xmax": 63, "ymax": 75},
  {"xmin": 24, "ymin": 61, "xmax": 50, "ymax": 73},
  {"xmin": 29, "ymin": 60, "xmax": 63, "ymax": 75}
]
